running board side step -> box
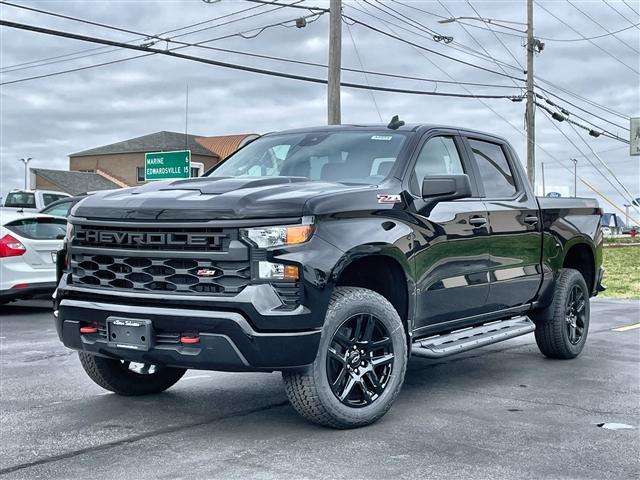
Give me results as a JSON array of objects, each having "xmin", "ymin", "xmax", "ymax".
[{"xmin": 411, "ymin": 316, "xmax": 535, "ymax": 359}]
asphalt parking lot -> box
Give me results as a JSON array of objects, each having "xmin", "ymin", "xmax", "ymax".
[{"xmin": 0, "ymin": 298, "xmax": 638, "ymax": 480}]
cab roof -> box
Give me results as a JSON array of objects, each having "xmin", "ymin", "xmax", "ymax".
[{"xmin": 263, "ymin": 123, "xmax": 511, "ymax": 145}]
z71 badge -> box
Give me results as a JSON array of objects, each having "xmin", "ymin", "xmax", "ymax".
[{"xmin": 377, "ymin": 194, "xmax": 402, "ymax": 204}]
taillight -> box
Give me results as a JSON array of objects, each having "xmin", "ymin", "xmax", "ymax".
[{"xmin": 0, "ymin": 234, "xmax": 26, "ymax": 257}]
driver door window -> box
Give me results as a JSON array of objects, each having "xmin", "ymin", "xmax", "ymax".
[{"xmin": 411, "ymin": 136, "xmax": 464, "ymax": 194}]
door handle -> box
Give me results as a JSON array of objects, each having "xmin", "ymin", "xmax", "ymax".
[
  {"xmin": 469, "ymin": 216, "xmax": 487, "ymax": 227},
  {"xmin": 524, "ymin": 215, "xmax": 539, "ymax": 225}
]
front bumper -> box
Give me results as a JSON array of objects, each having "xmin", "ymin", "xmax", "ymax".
[{"xmin": 55, "ymin": 298, "xmax": 322, "ymax": 372}]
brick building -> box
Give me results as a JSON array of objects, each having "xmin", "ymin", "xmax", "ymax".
[
  {"xmin": 29, "ymin": 131, "xmax": 257, "ymax": 194},
  {"xmin": 67, "ymin": 131, "xmax": 258, "ymax": 187}
]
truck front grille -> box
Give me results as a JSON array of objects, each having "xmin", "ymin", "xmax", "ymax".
[
  {"xmin": 72, "ymin": 224, "xmax": 232, "ymax": 252},
  {"xmin": 71, "ymin": 254, "xmax": 250, "ymax": 295}
]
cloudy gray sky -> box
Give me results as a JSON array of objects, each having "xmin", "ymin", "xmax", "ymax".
[{"xmin": 1, "ymin": 0, "xmax": 638, "ymax": 219}]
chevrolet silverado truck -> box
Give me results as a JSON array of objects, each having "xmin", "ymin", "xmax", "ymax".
[{"xmin": 54, "ymin": 122, "xmax": 603, "ymax": 428}]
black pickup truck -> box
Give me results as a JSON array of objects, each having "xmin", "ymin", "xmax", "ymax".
[{"xmin": 54, "ymin": 123, "xmax": 603, "ymax": 428}]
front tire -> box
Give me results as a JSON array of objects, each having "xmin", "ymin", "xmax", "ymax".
[
  {"xmin": 78, "ymin": 352, "xmax": 186, "ymax": 395},
  {"xmin": 531, "ymin": 268, "xmax": 590, "ymax": 359},
  {"xmin": 283, "ymin": 287, "xmax": 407, "ymax": 429}
]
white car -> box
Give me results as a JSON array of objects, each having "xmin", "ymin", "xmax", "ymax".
[
  {"xmin": 3, "ymin": 189, "xmax": 71, "ymax": 211},
  {"xmin": 0, "ymin": 209, "xmax": 66, "ymax": 304}
]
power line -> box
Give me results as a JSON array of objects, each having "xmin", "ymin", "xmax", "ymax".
[
  {"xmin": 537, "ymin": 24, "xmax": 640, "ymax": 42},
  {"xmin": 366, "ymin": 0, "xmax": 441, "ymax": 37},
  {"xmin": 437, "ymin": 0, "xmax": 522, "ymax": 91},
  {"xmin": 622, "ymin": 0, "xmax": 640, "ymax": 17},
  {"xmin": 342, "ymin": 13, "xmax": 526, "ymax": 82},
  {"xmin": 244, "ymin": 0, "xmax": 328, "ymax": 12},
  {"xmin": 388, "ymin": 0, "xmax": 633, "ymax": 121},
  {"xmin": 392, "ymin": 0, "xmax": 640, "ymax": 42},
  {"xmin": 347, "ymin": 3, "xmax": 630, "ymax": 135},
  {"xmin": 536, "ymin": 1, "xmax": 639, "ymax": 74},
  {"xmin": 538, "ymin": 106, "xmax": 639, "ymax": 214},
  {"xmin": 1, "ymin": 0, "xmax": 320, "ymax": 48},
  {"xmin": 350, "ymin": 1, "xmax": 525, "ymax": 75},
  {"xmin": 195, "ymin": 45, "xmax": 521, "ymax": 89},
  {"xmin": 0, "ymin": 18, "xmax": 523, "ymax": 101},
  {"xmin": 1, "ymin": 0, "xmax": 317, "ymax": 74},
  {"xmin": 604, "ymin": 1, "xmax": 640, "ymax": 31},
  {"xmin": 1, "ymin": 52, "xmax": 155, "ymax": 86},
  {"xmin": 567, "ymin": 0, "xmax": 639, "ymax": 54},
  {"xmin": 0, "ymin": 1, "xmax": 275, "ymax": 72},
  {"xmin": 349, "ymin": 8, "xmax": 636, "ymax": 216},
  {"xmin": 535, "ymin": 98, "xmax": 629, "ymax": 144},
  {"xmin": 390, "ymin": 0, "xmax": 527, "ymax": 39},
  {"xmin": 466, "ymin": 0, "xmax": 524, "ymax": 70},
  {"xmin": 368, "ymin": 0, "xmax": 524, "ymax": 76},
  {"xmin": 535, "ymin": 86, "xmax": 630, "ymax": 132},
  {"xmin": 0, "ymin": 3, "xmax": 525, "ymax": 91},
  {"xmin": 566, "ymin": 121, "xmax": 639, "ymax": 214},
  {"xmin": 344, "ymin": 20, "xmax": 383, "ymax": 122}
]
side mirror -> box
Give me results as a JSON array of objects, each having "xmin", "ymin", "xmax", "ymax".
[{"xmin": 422, "ymin": 174, "xmax": 472, "ymax": 202}]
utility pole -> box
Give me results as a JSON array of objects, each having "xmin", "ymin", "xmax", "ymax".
[
  {"xmin": 327, "ymin": 0, "xmax": 341, "ymax": 125},
  {"xmin": 571, "ymin": 158, "xmax": 578, "ymax": 197},
  {"xmin": 18, "ymin": 157, "xmax": 32, "ymax": 189},
  {"xmin": 541, "ymin": 162, "xmax": 546, "ymax": 196},
  {"xmin": 525, "ymin": 0, "xmax": 535, "ymax": 187},
  {"xmin": 624, "ymin": 204, "xmax": 631, "ymax": 227}
]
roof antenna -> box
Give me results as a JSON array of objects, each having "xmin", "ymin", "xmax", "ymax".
[{"xmin": 387, "ymin": 115, "xmax": 405, "ymax": 130}]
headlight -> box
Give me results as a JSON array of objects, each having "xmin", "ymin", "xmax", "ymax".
[
  {"xmin": 242, "ymin": 223, "xmax": 314, "ymax": 248},
  {"xmin": 64, "ymin": 222, "xmax": 74, "ymax": 242},
  {"xmin": 258, "ymin": 261, "xmax": 299, "ymax": 280}
]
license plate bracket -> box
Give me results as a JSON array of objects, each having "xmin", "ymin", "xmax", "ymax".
[{"xmin": 106, "ymin": 317, "xmax": 153, "ymax": 351}]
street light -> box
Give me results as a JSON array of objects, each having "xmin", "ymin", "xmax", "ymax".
[
  {"xmin": 437, "ymin": 3, "xmax": 541, "ymax": 190},
  {"xmin": 570, "ymin": 158, "xmax": 578, "ymax": 197},
  {"xmin": 438, "ymin": 16, "xmax": 526, "ymax": 31},
  {"xmin": 17, "ymin": 157, "xmax": 32, "ymax": 190}
]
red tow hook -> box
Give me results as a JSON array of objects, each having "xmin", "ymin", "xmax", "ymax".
[
  {"xmin": 180, "ymin": 335, "xmax": 200, "ymax": 345},
  {"xmin": 80, "ymin": 325, "xmax": 98, "ymax": 334}
]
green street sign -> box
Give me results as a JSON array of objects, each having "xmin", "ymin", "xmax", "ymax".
[{"xmin": 145, "ymin": 150, "xmax": 191, "ymax": 180}]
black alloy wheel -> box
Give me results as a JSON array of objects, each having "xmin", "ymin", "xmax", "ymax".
[
  {"xmin": 565, "ymin": 284, "xmax": 587, "ymax": 345},
  {"xmin": 326, "ymin": 313, "xmax": 394, "ymax": 408}
]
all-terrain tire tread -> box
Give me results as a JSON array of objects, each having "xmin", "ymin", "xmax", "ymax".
[
  {"xmin": 282, "ymin": 287, "xmax": 407, "ymax": 429},
  {"xmin": 532, "ymin": 268, "xmax": 589, "ymax": 359},
  {"xmin": 78, "ymin": 352, "xmax": 186, "ymax": 395}
]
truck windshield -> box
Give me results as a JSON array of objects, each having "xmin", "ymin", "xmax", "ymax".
[
  {"xmin": 209, "ymin": 131, "xmax": 409, "ymax": 185},
  {"xmin": 4, "ymin": 192, "xmax": 36, "ymax": 208}
]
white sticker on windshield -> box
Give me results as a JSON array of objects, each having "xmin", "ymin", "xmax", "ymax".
[{"xmin": 371, "ymin": 135, "xmax": 393, "ymax": 141}]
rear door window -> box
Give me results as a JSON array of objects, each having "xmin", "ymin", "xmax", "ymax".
[
  {"xmin": 41, "ymin": 202, "xmax": 72, "ymax": 217},
  {"xmin": 4, "ymin": 192, "xmax": 36, "ymax": 208},
  {"xmin": 5, "ymin": 217, "xmax": 67, "ymax": 239},
  {"xmin": 42, "ymin": 193, "xmax": 69, "ymax": 206},
  {"xmin": 467, "ymin": 139, "xmax": 517, "ymax": 198}
]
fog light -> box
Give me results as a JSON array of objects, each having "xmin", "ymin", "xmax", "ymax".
[{"xmin": 258, "ymin": 261, "xmax": 299, "ymax": 280}]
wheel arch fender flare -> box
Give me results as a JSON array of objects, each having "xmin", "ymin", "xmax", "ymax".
[{"xmin": 328, "ymin": 242, "xmax": 416, "ymax": 334}]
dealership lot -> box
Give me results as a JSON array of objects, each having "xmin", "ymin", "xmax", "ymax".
[{"xmin": 1, "ymin": 298, "xmax": 638, "ymax": 480}]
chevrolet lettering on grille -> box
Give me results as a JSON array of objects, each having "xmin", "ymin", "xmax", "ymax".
[{"xmin": 75, "ymin": 230, "xmax": 227, "ymax": 248}]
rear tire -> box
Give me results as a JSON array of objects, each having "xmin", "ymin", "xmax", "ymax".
[
  {"xmin": 78, "ymin": 352, "xmax": 186, "ymax": 395},
  {"xmin": 282, "ymin": 287, "xmax": 407, "ymax": 429},
  {"xmin": 531, "ymin": 268, "xmax": 590, "ymax": 359}
]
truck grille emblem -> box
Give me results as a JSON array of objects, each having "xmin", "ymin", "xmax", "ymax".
[{"xmin": 195, "ymin": 268, "xmax": 218, "ymax": 277}]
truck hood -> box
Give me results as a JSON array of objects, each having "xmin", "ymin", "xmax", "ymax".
[{"xmin": 72, "ymin": 176, "xmax": 374, "ymax": 221}]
